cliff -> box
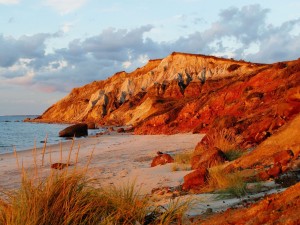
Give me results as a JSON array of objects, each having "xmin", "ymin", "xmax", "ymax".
[{"xmin": 35, "ymin": 52, "xmax": 300, "ymax": 145}]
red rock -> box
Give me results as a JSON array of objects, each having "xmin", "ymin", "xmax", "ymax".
[
  {"xmin": 108, "ymin": 127, "xmax": 115, "ymax": 132},
  {"xmin": 117, "ymin": 127, "xmax": 125, "ymax": 133},
  {"xmin": 191, "ymin": 147, "xmax": 227, "ymax": 170},
  {"xmin": 258, "ymin": 170, "xmax": 270, "ymax": 181},
  {"xmin": 182, "ymin": 167, "xmax": 208, "ymax": 191},
  {"xmin": 199, "ymin": 180, "xmax": 300, "ymax": 225},
  {"xmin": 51, "ymin": 163, "xmax": 70, "ymax": 170},
  {"xmin": 267, "ymin": 165, "xmax": 282, "ymax": 178},
  {"xmin": 151, "ymin": 153, "xmax": 174, "ymax": 167},
  {"xmin": 212, "ymin": 115, "xmax": 237, "ymax": 131},
  {"xmin": 273, "ymin": 150, "xmax": 294, "ymax": 166}
]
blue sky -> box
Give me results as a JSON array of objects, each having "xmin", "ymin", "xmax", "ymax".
[{"xmin": 0, "ymin": 0, "xmax": 300, "ymax": 115}]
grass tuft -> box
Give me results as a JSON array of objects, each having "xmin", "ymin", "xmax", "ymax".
[
  {"xmin": 206, "ymin": 166, "xmax": 248, "ymax": 198},
  {"xmin": 206, "ymin": 128, "xmax": 243, "ymax": 153},
  {"xmin": 171, "ymin": 150, "xmax": 193, "ymax": 171}
]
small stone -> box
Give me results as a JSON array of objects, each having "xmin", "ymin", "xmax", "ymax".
[{"xmin": 206, "ymin": 208, "xmax": 213, "ymax": 214}]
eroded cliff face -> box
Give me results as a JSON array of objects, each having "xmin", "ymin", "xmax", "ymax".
[
  {"xmin": 35, "ymin": 52, "xmax": 300, "ymax": 146},
  {"xmin": 35, "ymin": 52, "xmax": 264, "ymax": 124}
]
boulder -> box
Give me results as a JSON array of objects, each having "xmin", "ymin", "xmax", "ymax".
[
  {"xmin": 191, "ymin": 147, "xmax": 227, "ymax": 170},
  {"xmin": 117, "ymin": 127, "xmax": 125, "ymax": 133},
  {"xmin": 51, "ymin": 163, "xmax": 71, "ymax": 170},
  {"xmin": 108, "ymin": 127, "xmax": 115, "ymax": 132},
  {"xmin": 182, "ymin": 167, "xmax": 208, "ymax": 191},
  {"xmin": 258, "ymin": 170, "xmax": 270, "ymax": 181},
  {"xmin": 151, "ymin": 152, "xmax": 174, "ymax": 167},
  {"xmin": 59, "ymin": 123, "xmax": 88, "ymax": 137}
]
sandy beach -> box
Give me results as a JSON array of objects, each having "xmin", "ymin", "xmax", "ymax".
[
  {"xmin": 0, "ymin": 132, "xmax": 202, "ymax": 193},
  {"xmin": 0, "ymin": 130, "xmax": 285, "ymax": 220}
]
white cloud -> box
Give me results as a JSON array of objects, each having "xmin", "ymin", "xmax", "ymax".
[
  {"xmin": 45, "ymin": 0, "xmax": 87, "ymax": 14},
  {"xmin": 0, "ymin": 0, "xmax": 19, "ymax": 4},
  {"xmin": 122, "ymin": 61, "xmax": 132, "ymax": 69}
]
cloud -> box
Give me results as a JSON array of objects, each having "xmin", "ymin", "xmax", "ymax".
[
  {"xmin": 1, "ymin": 4, "xmax": 300, "ymax": 97},
  {"xmin": 0, "ymin": 0, "xmax": 19, "ymax": 4},
  {"xmin": 45, "ymin": 0, "xmax": 88, "ymax": 14},
  {"xmin": 0, "ymin": 33, "xmax": 54, "ymax": 67}
]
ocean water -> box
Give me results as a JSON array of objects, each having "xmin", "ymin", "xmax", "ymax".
[{"xmin": 0, "ymin": 115, "xmax": 99, "ymax": 154}]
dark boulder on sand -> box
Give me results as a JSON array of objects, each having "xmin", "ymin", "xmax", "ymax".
[{"xmin": 59, "ymin": 123, "xmax": 88, "ymax": 137}]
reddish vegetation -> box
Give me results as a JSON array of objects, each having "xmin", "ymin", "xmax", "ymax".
[{"xmin": 198, "ymin": 182, "xmax": 300, "ymax": 225}]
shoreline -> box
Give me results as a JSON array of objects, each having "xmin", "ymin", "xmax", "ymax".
[
  {"xmin": 0, "ymin": 131, "xmax": 289, "ymax": 219},
  {"xmin": 0, "ymin": 132, "xmax": 203, "ymax": 193}
]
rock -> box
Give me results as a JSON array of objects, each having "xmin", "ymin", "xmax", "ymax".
[
  {"xmin": 273, "ymin": 150, "xmax": 294, "ymax": 166},
  {"xmin": 108, "ymin": 127, "xmax": 115, "ymax": 132},
  {"xmin": 151, "ymin": 153, "xmax": 174, "ymax": 167},
  {"xmin": 182, "ymin": 167, "xmax": 208, "ymax": 191},
  {"xmin": 86, "ymin": 122, "xmax": 97, "ymax": 129},
  {"xmin": 51, "ymin": 163, "xmax": 70, "ymax": 170},
  {"xmin": 258, "ymin": 170, "xmax": 270, "ymax": 181},
  {"xmin": 59, "ymin": 123, "xmax": 88, "ymax": 137},
  {"xmin": 117, "ymin": 127, "xmax": 125, "ymax": 133},
  {"xmin": 212, "ymin": 115, "xmax": 237, "ymax": 131},
  {"xmin": 199, "ymin": 181, "xmax": 300, "ymax": 225},
  {"xmin": 191, "ymin": 147, "xmax": 227, "ymax": 170},
  {"xmin": 23, "ymin": 117, "xmax": 31, "ymax": 122},
  {"xmin": 267, "ymin": 165, "xmax": 282, "ymax": 178}
]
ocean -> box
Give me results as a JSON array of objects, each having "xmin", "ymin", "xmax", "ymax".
[{"xmin": 0, "ymin": 115, "xmax": 99, "ymax": 154}]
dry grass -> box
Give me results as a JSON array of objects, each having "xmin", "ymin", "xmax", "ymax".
[
  {"xmin": 206, "ymin": 128, "xmax": 243, "ymax": 153},
  {"xmin": 171, "ymin": 150, "xmax": 193, "ymax": 171},
  {"xmin": 0, "ymin": 140, "xmax": 190, "ymax": 225},
  {"xmin": 205, "ymin": 166, "xmax": 247, "ymax": 198},
  {"xmin": 200, "ymin": 128, "xmax": 245, "ymax": 161}
]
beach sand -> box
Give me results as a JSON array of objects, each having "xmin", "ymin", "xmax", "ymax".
[
  {"xmin": 0, "ymin": 132, "xmax": 202, "ymax": 193},
  {"xmin": 0, "ymin": 131, "xmax": 283, "ymax": 219}
]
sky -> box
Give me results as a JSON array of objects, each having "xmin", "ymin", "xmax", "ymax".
[{"xmin": 0, "ymin": 0, "xmax": 300, "ymax": 115}]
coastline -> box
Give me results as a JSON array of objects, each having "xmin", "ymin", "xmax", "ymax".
[{"xmin": 0, "ymin": 132, "xmax": 203, "ymax": 193}]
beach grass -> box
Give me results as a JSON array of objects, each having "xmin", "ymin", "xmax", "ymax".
[
  {"xmin": 0, "ymin": 141, "xmax": 190, "ymax": 225},
  {"xmin": 171, "ymin": 150, "xmax": 193, "ymax": 171},
  {"xmin": 207, "ymin": 128, "xmax": 243, "ymax": 153},
  {"xmin": 206, "ymin": 166, "xmax": 247, "ymax": 198}
]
